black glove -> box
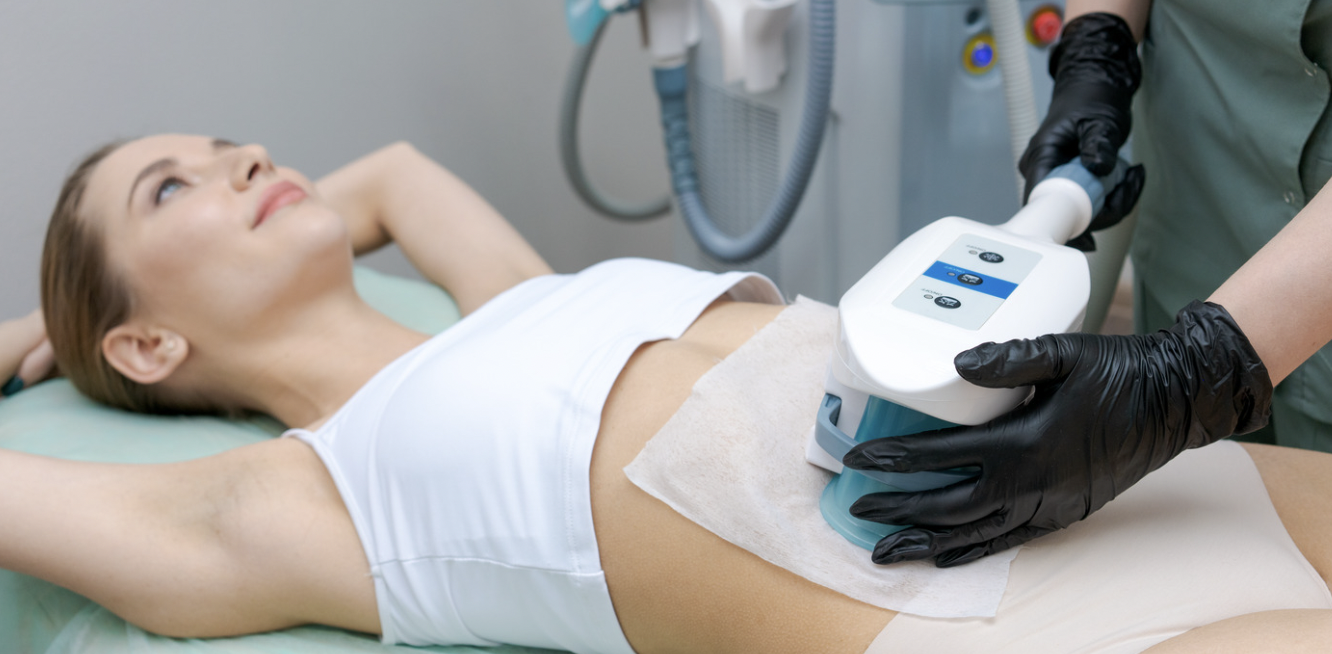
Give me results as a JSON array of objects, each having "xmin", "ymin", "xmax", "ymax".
[
  {"xmin": 1021, "ymin": 12, "xmax": 1145, "ymax": 251},
  {"xmin": 842, "ymin": 301, "xmax": 1272, "ymax": 568}
]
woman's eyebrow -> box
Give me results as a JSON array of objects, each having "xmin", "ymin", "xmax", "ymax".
[
  {"xmin": 127, "ymin": 158, "xmax": 176, "ymax": 208},
  {"xmin": 126, "ymin": 140, "xmax": 237, "ymax": 208}
]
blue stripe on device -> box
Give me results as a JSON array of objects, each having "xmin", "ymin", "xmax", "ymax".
[{"xmin": 922, "ymin": 261, "xmax": 1018, "ymax": 299}]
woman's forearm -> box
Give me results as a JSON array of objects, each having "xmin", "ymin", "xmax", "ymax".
[
  {"xmin": 376, "ymin": 143, "xmax": 553, "ymax": 315},
  {"xmin": 1066, "ymin": 0, "xmax": 1150, "ymax": 40},
  {"xmin": 315, "ymin": 146, "xmax": 397, "ymax": 256},
  {"xmin": 1208, "ymin": 180, "xmax": 1332, "ymax": 384},
  {"xmin": 315, "ymin": 142, "xmax": 551, "ymax": 315}
]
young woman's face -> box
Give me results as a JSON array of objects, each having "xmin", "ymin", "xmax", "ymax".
[{"xmin": 83, "ymin": 134, "xmax": 351, "ymax": 339}]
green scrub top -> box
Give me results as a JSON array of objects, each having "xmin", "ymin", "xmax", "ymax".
[{"xmin": 1131, "ymin": 0, "xmax": 1332, "ymax": 451}]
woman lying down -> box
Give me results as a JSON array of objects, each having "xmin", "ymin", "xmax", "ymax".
[{"xmin": 1, "ymin": 135, "xmax": 1329, "ymax": 654}]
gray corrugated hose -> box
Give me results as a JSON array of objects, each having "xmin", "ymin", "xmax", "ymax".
[
  {"xmin": 559, "ymin": 17, "xmax": 672, "ymax": 221},
  {"xmin": 653, "ymin": 0, "xmax": 835, "ymax": 263}
]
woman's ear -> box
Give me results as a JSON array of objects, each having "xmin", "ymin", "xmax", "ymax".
[{"xmin": 101, "ymin": 323, "xmax": 189, "ymax": 385}]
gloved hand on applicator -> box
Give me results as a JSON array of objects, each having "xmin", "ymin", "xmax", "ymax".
[
  {"xmin": 842, "ymin": 300, "xmax": 1273, "ymax": 567},
  {"xmin": 839, "ymin": 12, "xmax": 1273, "ymax": 567},
  {"xmin": 1019, "ymin": 11, "xmax": 1146, "ymax": 251}
]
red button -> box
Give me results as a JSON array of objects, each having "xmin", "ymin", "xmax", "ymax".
[{"xmin": 1030, "ymin": 9, "xmax": 1062, "ymax": 45}]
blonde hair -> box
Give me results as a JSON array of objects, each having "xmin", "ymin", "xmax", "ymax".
[{"xmin": 41, "ymin": 141, "xmax": 199, "ymax": 414}]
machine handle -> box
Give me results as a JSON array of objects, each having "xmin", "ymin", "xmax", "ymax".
[
  {"xmin": 1042, "ymin": 157, "xmax": 1129, "ymax": 216},
  {"xmin": 1004, "ymin": 157, "xmax": 1130, "ymax": 244}
]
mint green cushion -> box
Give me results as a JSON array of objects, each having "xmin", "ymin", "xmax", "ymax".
[{"xmin": 0, "ymin": 268, "xmax": 558, "ymax": 654}]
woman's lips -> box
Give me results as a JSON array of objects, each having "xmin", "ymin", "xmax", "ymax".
[{"xmin": 254, "ymin": 180, "xmax": 307, "ymax": 228}]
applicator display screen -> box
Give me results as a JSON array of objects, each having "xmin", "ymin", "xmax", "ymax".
[{"xmin": 891, "ymin": 234, "xmax": 1042, "ymax": 330}]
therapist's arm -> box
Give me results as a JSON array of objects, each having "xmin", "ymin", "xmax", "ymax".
[
  {"xmin": 1065, "ymin": 0, "xmax": 1150, "ymax": 40},
  {"xmin": 1210, "ymin": 181, "xmax": 1332, "ymax": 383},
  {"xmin": 315, "ymin": 142, "xmax": 552, "ymax": 315}
]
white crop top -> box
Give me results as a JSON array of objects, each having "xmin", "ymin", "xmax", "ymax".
[{"xmin": 286, "ymin": 258, "xmax": 781, "ymax": 653}]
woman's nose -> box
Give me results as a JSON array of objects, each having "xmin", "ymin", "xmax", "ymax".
[{"xmin": 227, "ymin": 144, "xmax": 275, "ymax": 190}]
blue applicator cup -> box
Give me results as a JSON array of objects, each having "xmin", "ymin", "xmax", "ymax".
[{"xmin": 817, "ymin": 395, "xmax": 976, "ymax": 550}]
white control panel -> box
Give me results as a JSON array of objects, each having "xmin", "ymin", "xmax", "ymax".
[
  {"xmin": 891, "ymin": 234, "xmax": 1042, "ymax": 330},
  {"xmin": 831, "ymin": 216, "xmax": 1090, "ymax": 425}
]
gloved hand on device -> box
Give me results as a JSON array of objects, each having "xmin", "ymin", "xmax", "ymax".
[
  {"xmin": 833, "ymin": 8, "xmax": 1276, "ymax": 568},
  {"xmin": 1019, "ymin": 11, "xmax": 1145, "ymax": 251},
  {"xmin": 842, "ymin": 300, "xmax": 1273, "ymax": 567}
]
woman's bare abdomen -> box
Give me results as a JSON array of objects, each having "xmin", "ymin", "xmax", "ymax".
[{"xmin": 590, "ymin": 301, "xmax": 893, "ymax": 654}]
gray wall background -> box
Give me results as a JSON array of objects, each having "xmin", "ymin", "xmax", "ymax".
[{"xmin": 0, "ymin": 0, "xmax": 674, "ymax": 320}]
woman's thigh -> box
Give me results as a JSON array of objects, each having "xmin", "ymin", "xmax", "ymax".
[
  {"xmin": 1242, "ymin": 443, "xmax": 1332, "ymax": 587},
  {"xmin": 1143, "ymin": 609, "xmax": 1332, "ymax": 653},
  {"xmin": 1142, "ymin": 445, "xmax": 1332, "ymax": 652}
]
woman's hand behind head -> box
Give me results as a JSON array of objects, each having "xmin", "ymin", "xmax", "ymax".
[{"xmin": 0, "ymin": 310, "xmax": 56, "ymax": 398}]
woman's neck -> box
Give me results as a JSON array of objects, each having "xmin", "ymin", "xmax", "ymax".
[{"xmin": 200, "ymin": 293, "xmax": 431, "ymax": 429}]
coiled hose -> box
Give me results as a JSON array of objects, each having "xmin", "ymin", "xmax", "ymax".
[
  {"xmin": 653, "ymin": 0, "xmax": 835, "ymax": 263},
  {"xmin": 559, "ymin": 16, "xmax": 672, "ymax": 221}
]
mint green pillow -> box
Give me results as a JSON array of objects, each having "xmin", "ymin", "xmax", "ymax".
[{"xmin": 0, "ymin": 268, "xmax": 558, "ymax": 654}]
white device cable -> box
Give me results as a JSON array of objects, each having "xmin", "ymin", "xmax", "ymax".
[{"xmin": 986, "ymin": 0, "xmax": 1041, "ymax": 199}]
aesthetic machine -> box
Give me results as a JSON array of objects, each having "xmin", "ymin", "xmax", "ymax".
[
  {"xmin": 806, "ymin": 158, "xmax": 1125, "ymax": 548},
  {"xmin": 563, "ymin": 0, "xmax": 1135, "ymax": 549},
  {"xmin": 561, "ymin": 0, "xmax": 1112, "ymax": 311}
]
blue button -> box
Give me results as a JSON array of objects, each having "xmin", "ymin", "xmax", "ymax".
[
  {"xmin": 922, "ymin": 261, "xmax": 1018, "ymax": 299},
  {"xmin": 971, "ymin": 43, "xmax": 994, "ymax": 68}
]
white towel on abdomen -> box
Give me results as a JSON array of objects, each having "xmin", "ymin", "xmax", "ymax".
[{"xmin": 624, "ymin": 296, "xmax": 1020, "ymax": 618}]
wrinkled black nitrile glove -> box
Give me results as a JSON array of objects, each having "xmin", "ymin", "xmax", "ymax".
[
  {"xmin": 1021, "ymin": 12, "xmax": 1145, "ymax": 252},
  {"xmin": 842, "ymin": 301, "xmax": 1272, "ymax": 568}
]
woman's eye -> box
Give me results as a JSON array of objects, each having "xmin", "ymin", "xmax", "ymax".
[{"xmin": 154, "ymin": 177, "xmax": 186, "ymax": 205}]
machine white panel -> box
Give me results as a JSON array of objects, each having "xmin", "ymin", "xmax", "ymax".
[{"xmin": 891, "ymin": 234, "xmax": 1042, "ymax": 329}]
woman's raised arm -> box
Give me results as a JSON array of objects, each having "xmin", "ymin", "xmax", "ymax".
[
  {"xmin": 316, "ymin": 142, "xmax": 553, "ymax": 315},
  {"xmin": 0, "ymin": 439, "xmax": 377, "ymax": 638}
]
